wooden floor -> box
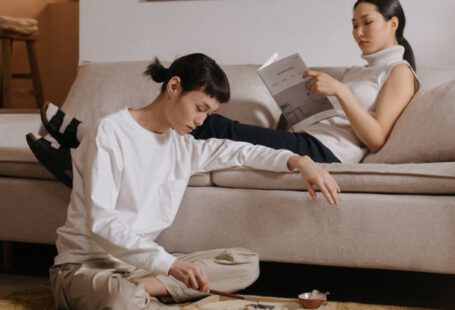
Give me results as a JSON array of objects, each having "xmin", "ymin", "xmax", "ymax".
[
  {"xmin": 0, "ymin": 273, "xmax": 49, "ymax": 298},
  {"xmin": 1, "ymin": 242, "xmax": 454, "ymax": 309},
  {"xmin": 0, "ymin": 242, "xmax": 54, "ymax": 298}
]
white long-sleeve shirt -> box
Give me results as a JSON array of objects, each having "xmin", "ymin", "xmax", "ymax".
[{"xmin": 55, "ymin": 108, "xmax": 294, "ymax": 276}]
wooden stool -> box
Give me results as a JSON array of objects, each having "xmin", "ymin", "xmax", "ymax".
[{"xmin": 0, "ymin": 30, "xmax": 44, "ymax": 108}]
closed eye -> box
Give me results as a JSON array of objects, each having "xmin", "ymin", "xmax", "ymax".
[{"xmin": 198, "ymin": 101, "xmax": 219, "ymax": 115}]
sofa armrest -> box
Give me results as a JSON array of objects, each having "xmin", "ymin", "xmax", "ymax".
[{"xmin": 0, "ymin": 112, "xmax": 43, "ymax": 162}]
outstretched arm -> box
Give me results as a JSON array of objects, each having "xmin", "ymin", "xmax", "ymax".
[
  {"xmin": 305, "ymin": 65, "xmax": 417, "ymax": 152},
  {"xmin": 188, "ymin": 137, "xmax": 340, "ymax": 205},
  {"xmin": 287, "ymin": 155, "xmax": 340, "ymax": 205}
]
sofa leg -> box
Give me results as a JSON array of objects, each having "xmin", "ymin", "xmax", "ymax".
[{"xmin": 1, "ymin": 241, "xmax": 14, "ymax": 272}]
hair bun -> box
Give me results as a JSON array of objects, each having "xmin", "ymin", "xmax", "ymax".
[{"xmin": 144, "ymin": 57, "xmax": 169, "ymax": 83}]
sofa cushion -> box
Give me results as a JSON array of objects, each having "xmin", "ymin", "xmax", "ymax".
[
  {"xmin": 0, "ymin": 159, "xmax": 213, "ymax": 186},
  {"xmin": 0, "ymin": 111, "xmax": 213, "ymax": 185},
  {"xmin": 61, "ymin": 62, "xmax": 455, "ymax": 131},
  {"xmin": 364, "ymin": 79, "xmax": 455, "ymax": 163},
  {"xmin": 0, "ymin": 162, "xmax": 53, "ymax": 180},
  {"xmin": 0, "ymin": 112, "xmax": 42, "ymax": 163},
  {"xmin": 0, "ymin": 112, "xmax": 60, "ymax": 181},
  {"xmin": 61, "ymin": 61, "xmax": 281, "ymax": 129},
  {"xmin": 211, "ymin": 162, "xmax": 455, "ymax": 194},
  {"xmin": 2, "ymin": 112, "xmax": 454, "ymax": 193}
]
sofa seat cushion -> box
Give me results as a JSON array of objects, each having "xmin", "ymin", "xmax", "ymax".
[
  {"xmin": 188, "ymin": 173, "xmax": 213, "ymax": 187},
  {"xmin": 0, "ymin": 157, "xmax": 212, "ymax": 186},
  {"xmin": 0, "ymin": 159, "xmax": 212, "ymax": 186},
  {"xmin": 212, "ymin": 162, "xmax": 455, "ymax": 194},
  {"xmin": 0, "ymin": 162, "xmax": 53, "ymax": 179},
  {"xmin": 0, "ymin": 112, "xmax": 42, "ymax": 162},
  {"xmin": 0, "ymin": 112, "xmax": 57, "ymax": 180},
  {"xmin": 0, "ymin": 112, "xmax": 212, "ymax": 186}
]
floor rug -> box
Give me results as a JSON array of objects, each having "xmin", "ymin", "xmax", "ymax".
[{"xmin": 0, "ymin": 285, "xmax": 434, "ymax": 310}]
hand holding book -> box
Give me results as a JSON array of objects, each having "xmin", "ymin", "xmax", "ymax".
[
  {"xmin": 304, "ymin": 70, "xmax": 345, "ymax": 97},
  {"xmin": 257, "ymin": 53, "xmax": 338, "ymax": 132}
]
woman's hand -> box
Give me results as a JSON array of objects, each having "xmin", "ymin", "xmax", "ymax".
[
  {"xmin": 304, "ymin": 70, "xmax": 345, "ymax": 97},
  {"xmin": 169, "ymin": 259, "xmax": 210, "ymax": 293},
  {"xmin": 287, "ymin": 155, "xmax": 340, "ymax": 205}
]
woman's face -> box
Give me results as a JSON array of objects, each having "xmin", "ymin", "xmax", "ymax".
[
  {"xmin": 168, "ymin": 88, "xmax": 220, "ymax": 135},
  {"xmin": 352, "ymin": 2, "xmax": 398, "ymax": 55}
]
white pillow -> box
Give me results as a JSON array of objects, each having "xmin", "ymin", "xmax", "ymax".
[{"xmin": 363, "ymin": 79, "xmax": 455, "ymax": 163}]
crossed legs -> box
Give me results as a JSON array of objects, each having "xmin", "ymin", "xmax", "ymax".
[{"xmin": 50, "ymin": 248, "xmax": 259, "ymax": 310}]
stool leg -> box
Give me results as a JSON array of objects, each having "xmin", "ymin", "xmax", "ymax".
[
  {"xmin": 26, "ymin": 40, "xmax": 45, "ymax": 108},
  {"xmin": 1, "ymin": 38, "xmax": 13, "ymax": 108}
]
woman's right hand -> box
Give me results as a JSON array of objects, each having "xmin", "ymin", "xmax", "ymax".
[
  {"xmin": 303, "ymin": 70, "xmax": 345, "ymax": 97},
  {"xmin": 169, "ymin": 259, "xmax": 210, "ymax": 293},
  {"xmin": 287, "ymin": 155, "xmax": 340, "ymax": 205}
]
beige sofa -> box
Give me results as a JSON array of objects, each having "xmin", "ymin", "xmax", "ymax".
[{"xmin": 1, "ymin": 61, "xmax": 454, "ymax": 275}]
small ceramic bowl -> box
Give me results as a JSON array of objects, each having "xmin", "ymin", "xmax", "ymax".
[{"xmin": 298, "ymin": 290, "xmax": 329, "ymax": 309}]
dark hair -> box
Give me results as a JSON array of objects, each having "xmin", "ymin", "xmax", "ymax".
[
  {"xmin": 354, "ymin": 0, "xmax": 416, "ymax": 71},
  {"xmin": 144, "ymin": 53, "xmax": 230, "ymax": 103}
]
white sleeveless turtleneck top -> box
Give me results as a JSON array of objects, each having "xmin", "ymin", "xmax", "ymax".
[{"xmin": 304, "ymin": 45, "xmax": 418, "ymax": 164}]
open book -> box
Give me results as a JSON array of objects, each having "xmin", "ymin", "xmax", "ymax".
[{"xmin": 258, "ymin": 53, "xmax": 337, "ymax": 132}]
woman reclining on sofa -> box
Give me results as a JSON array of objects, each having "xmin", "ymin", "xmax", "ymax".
[{"xmin": 27, "ymin": 0, "xmax": 419, "ymax": 188}]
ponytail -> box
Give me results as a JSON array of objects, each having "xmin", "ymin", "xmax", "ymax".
[
  {"xmin": 144, "ymin": 57, "xmax": 169, "ymax": 83},
  {"xmin": 397, "ymin": 36, "xmax": 416, "ymax": 72}
]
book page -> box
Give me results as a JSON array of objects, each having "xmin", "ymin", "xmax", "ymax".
[{"xmin": 258, "ymin": 53, "xmax": 337, "ymax": 129}]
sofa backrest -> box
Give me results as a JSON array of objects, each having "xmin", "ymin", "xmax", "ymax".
[
  {"xmin": 61, "ymin": 61, "xmax": 455, "ymax": 133},
  {"xmin": 61, "ymin": 61, "xmax": 282, "ymax": 128}
]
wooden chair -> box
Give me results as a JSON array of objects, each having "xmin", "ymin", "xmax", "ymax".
[{"xmin": 0, "ymin": 30, "xmax": 44, "ymax": 108}]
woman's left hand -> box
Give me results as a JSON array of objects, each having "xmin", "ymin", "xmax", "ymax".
[{"xmin": 304, "ymin": 70, "xmax": 344, "ymax": 97}]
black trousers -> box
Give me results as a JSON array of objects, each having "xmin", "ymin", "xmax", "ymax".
[{"xmin": 191, "ymin": 114, "xmax": 340, "ymax": 163}]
